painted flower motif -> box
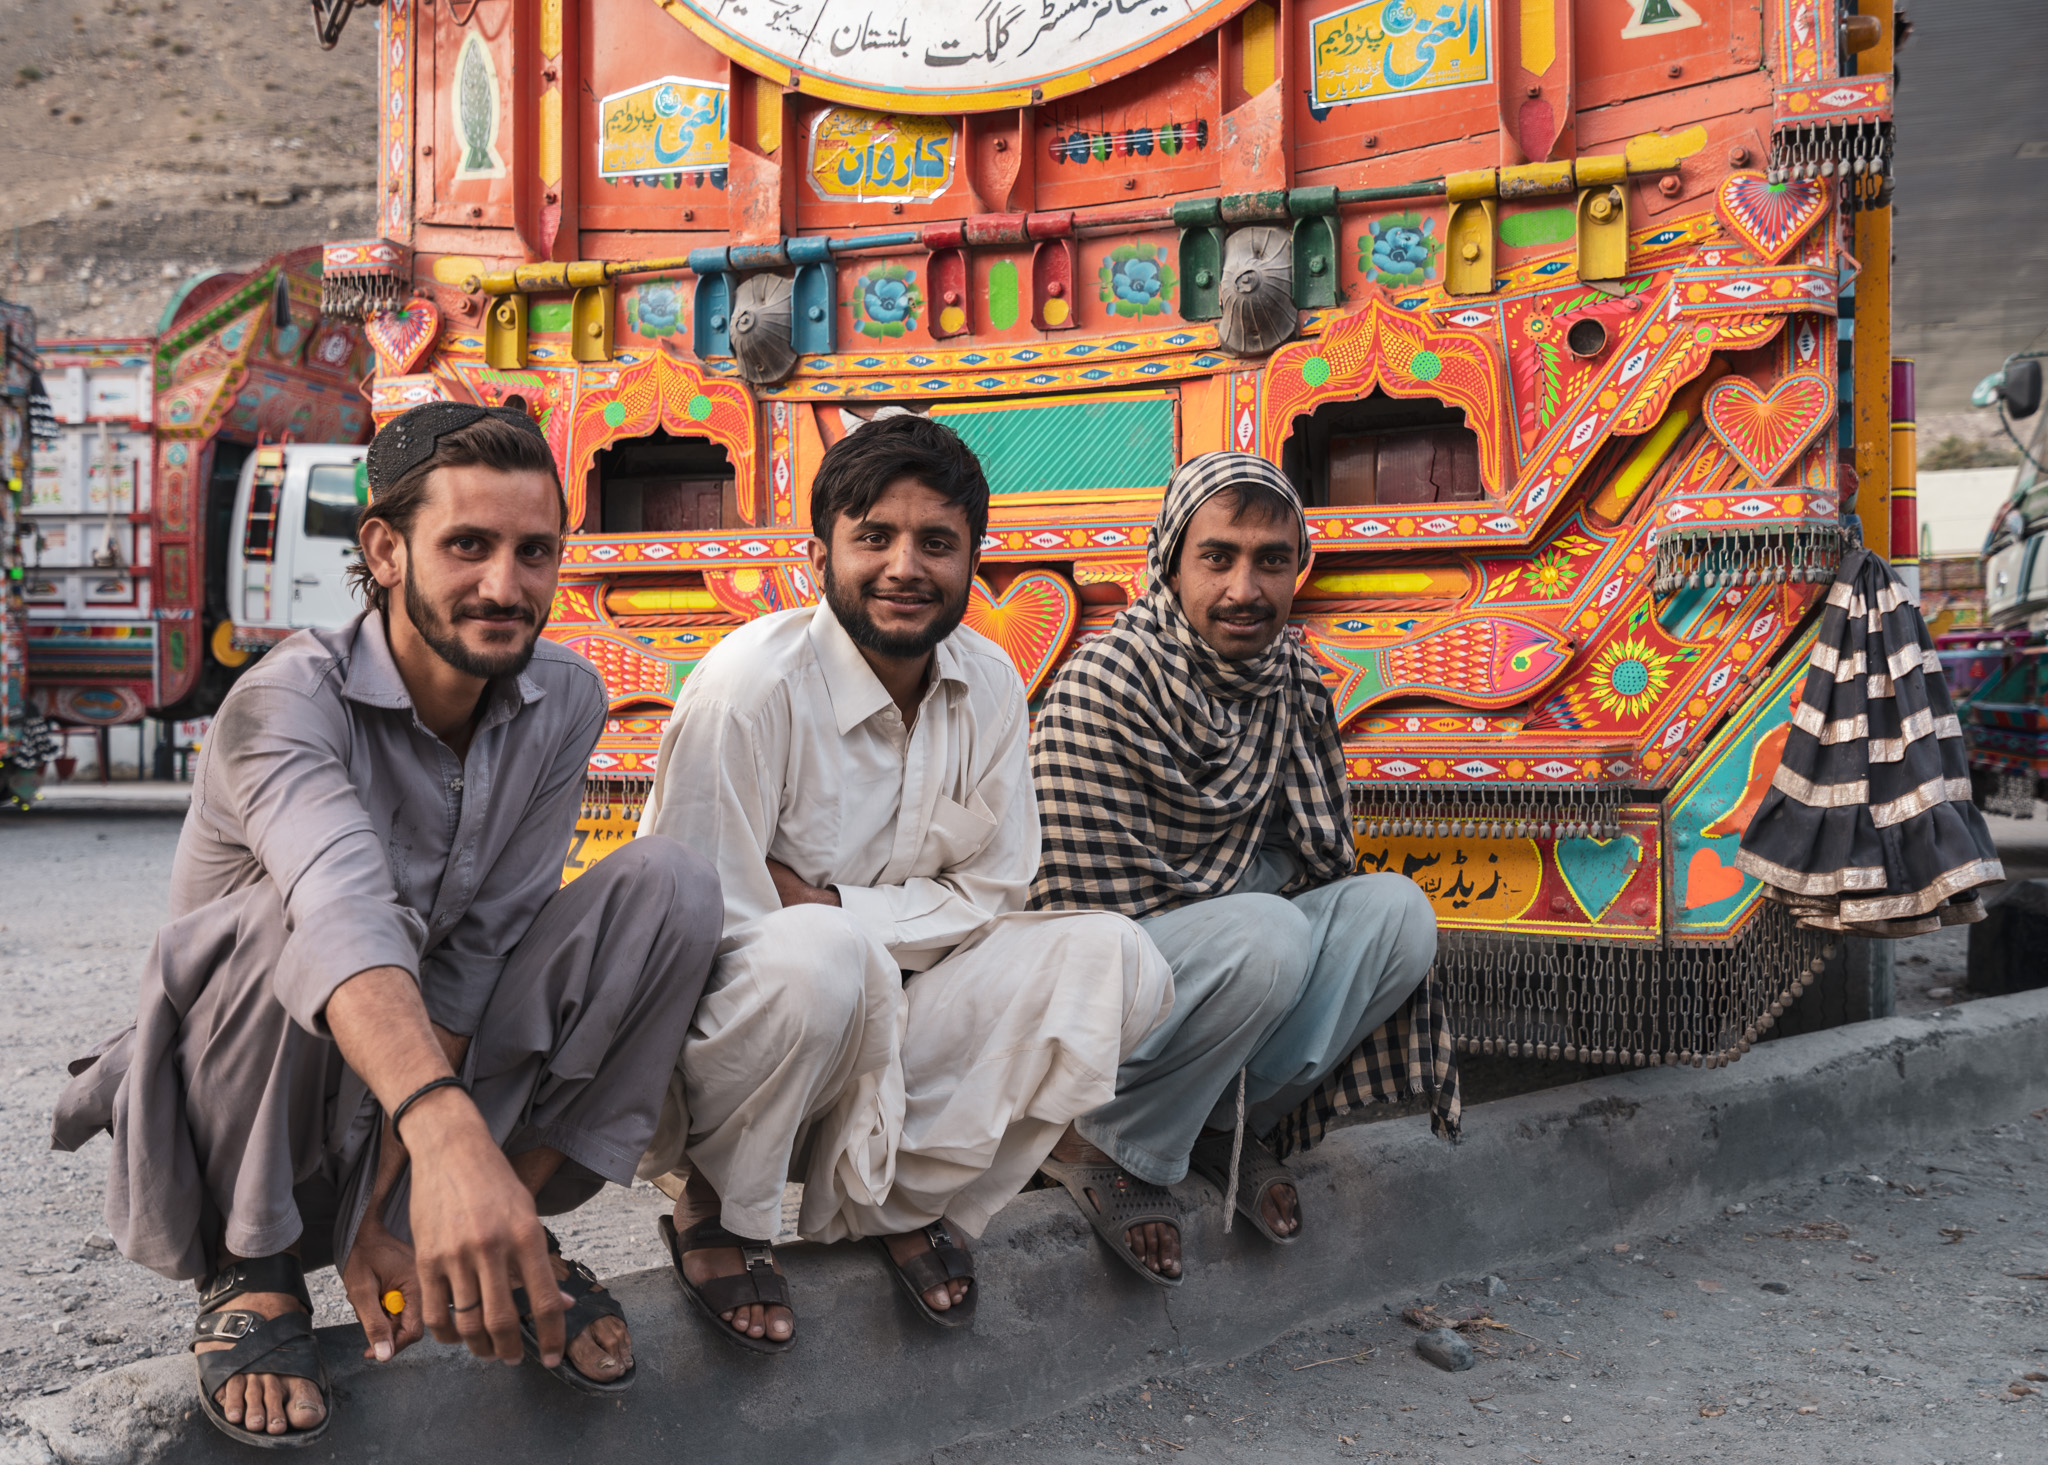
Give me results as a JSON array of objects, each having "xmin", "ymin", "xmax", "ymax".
[
  {"xmin": 865, "ymin": 276, "xmax": 912, "ymax": 324},
  {"xmin": 1588, "ymin": 634, "xmax": 1676, "ymax": 717},
  {"xmin": 1527, "ymin": 547, "xmax": 1579, "ymax": 598},
  {"xmin": 1522, "ymin": 313, "xmax": 1555, "ymax": 341},
  {"xmin": 1099, "ymin": 243, "xmax": 1178, "ymax": 320},
  {"xmin": 847, "ymin": 263, "xmax": 922, "ymax": 339},
  {"xmin": 626, "ymin": 280, "xmax": 683, "ymax": 339},
  {"xmin": 1361, "ymin": 213, "xmax": 1442, "ymax": 288}
]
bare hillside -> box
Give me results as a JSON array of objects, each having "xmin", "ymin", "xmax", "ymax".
[{"xmin": 0, "ymin": 0, "xmax": 380, "ymax": 338}]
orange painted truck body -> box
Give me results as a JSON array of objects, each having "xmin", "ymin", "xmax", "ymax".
[{"xmin": 326, "ymin": 0, "xmax": 1899, "ymax": 1063}]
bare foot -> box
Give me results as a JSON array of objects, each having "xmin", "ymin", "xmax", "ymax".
[
  {"xmin": 1047, "ymin": 1126, "xmax": 1182, "ymax": 1279},
  {"xmin": 195, "ymin": 1279, "xmax": 325, "ymax": 1438},
  {"xmin": 881, "ymin": 1224, "xmax": 972, "ymax": 1312},
  {"xmin": 672, "ymin": 1169, "xmax": 793, "ymax": 1344},
  {"xmin": 553, "ymin": 1251, "xmax": 633, "ymax": 1382}
]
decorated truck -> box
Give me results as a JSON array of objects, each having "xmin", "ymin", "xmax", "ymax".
[
  {"xmin": 2, "ymin": 298, "xmax": 46, "ymax": 802},
  {"xmin": 317, "ymin": 0, "xmax": 1905, "ymax": 1067},
  {"xmin": 21, "ymin": 249, "xmax": 374, "ymax": 735}
]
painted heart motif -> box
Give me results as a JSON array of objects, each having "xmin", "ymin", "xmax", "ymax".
[
  {"xmin": 1703, "ymin": 373, "xmax": 1834, "ymax": 486},
  {"xmin": 1684, "ymin": 846, "xmax": 1749, "ymax": 911},
  {"xmin": 364, "ymin": 295, "xmax": 442, "ymax": 377},
  {"xmin": 1554, "ymin": 834, "xmax": 1642, "ymax": 921},
  {"xmin": 1715, "ymin": 172, "xmax": 1828, "ymax": 264},
  {"xmin": 963, "ymin": 571, "xmax": 1078, "ymax": 696}
]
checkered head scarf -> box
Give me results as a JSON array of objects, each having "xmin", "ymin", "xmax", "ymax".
[{"xmin": 1028, "ymin": 452, "xmax": 1355, "ymax": 916}]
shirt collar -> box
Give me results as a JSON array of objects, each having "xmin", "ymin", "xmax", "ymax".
[
  {"xmin": 340, "ymin": 609, "xmax": 545, "ymax": 725},
  {"xmin": 807, "ymin": 601, "xmax": 968, "ymax": 737}
]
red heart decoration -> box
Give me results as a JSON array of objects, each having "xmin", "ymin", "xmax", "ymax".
[
  {"xmin": 1684, "ymin": 847, "xmax": 1748, "ymax": 910},
  {"xmin": 963, "ymin": 571, "xmax": 1079, "ymax": 696},
  {"xmin": 364, "ymin": 295, "xmax": 442, "ymax": 377},
  {"xmin": 1702, "ymin": 373, "xmax": 1834, "ymax": 487},
  {"xmin": 1715, "ymin": 172, "xmax": 1828, "ymax": 264}
]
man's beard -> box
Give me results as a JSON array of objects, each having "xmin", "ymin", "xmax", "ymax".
[
  {"xmin": 403, "ymin": 561, "xmax": 545, "ymax": 680},
  {"xmin": 821, "ymin": 554, "xmax": 968, "ymax": 660}
]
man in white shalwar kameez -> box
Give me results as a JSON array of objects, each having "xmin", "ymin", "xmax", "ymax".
[{"xmin": 638, "ymin": 415, "xmax": 1170, "ymax": 1348}]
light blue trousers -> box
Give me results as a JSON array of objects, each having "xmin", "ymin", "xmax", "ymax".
[{"xmin": 1074, "ymin": 857, "xmax": 1436, "ymax": 1186}]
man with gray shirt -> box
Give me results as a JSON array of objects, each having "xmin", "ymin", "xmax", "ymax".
[{"xmin": 54, "ymin": 404, "xmax": 719, "ymax": 1446}]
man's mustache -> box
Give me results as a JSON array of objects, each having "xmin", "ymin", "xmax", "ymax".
[{"xmin": 453, "ymin": 599, "xmax": 537, "ymax": 624}]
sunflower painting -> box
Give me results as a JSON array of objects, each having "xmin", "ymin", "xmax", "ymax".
[
  {"xmin": 1527, "ymin": 547, "xmax": 1579, "ymax": 598},
  {"xmin": 1587, "ymin": 635, "xmax": 1676, "ymax": 718}
]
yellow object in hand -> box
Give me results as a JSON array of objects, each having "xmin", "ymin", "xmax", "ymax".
[{"xmin": 382, "ymin": 1289, "xmax": 405, "ymax": 1317}]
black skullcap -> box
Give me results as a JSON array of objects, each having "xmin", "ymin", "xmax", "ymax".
[{"xmin": 365, "ymin": 402, "xmax": 549, "ymax": 500}]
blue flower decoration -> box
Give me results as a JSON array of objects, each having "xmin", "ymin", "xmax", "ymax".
[
  {"xmin": 630, "ymin": 281, "xmax": 682, "ymax": 338},
  {"xmin": 1112, "ymin": 257, "xmax": 1162, "ymax": 307},
  {"xmin": 865, "ymin": 277, "xmax": 910, "ymax": 324}
]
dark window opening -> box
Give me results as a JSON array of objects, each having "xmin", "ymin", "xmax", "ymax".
[
  {"xmin": 1282, "ymin": 392, "xmax": 1483, "ymax": 508},
  {"xmin": 204, "ymin": 440, "xmax": 252, "ymax": 620},
  {"xmin": 592, "ymin": 430, "xmax": 739, "ymax": 533},
  {"xmin": 304, "ymin": 463, "xmax": 362, "ymax": 541}
]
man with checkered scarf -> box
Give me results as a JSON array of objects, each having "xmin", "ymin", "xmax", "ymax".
[{"xmin": 1028, "ymin": 452, "xmax": 1436, "ymax": 1285}]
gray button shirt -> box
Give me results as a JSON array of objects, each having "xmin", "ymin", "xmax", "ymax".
[{"xmin": 174, "ymin": 610, "xmax": 606, "ymax": 1036}]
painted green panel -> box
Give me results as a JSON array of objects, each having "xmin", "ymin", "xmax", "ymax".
[
  {"xmin": 987, "ymin": 260, "xmax": 1021, "ymax": 331},
  {"xmin": 937, "ymin": 397, "xmax": 1174, "ymax": 496},
  {"xmin": 1500, "ymin": 207, "xmax": 1577, "ymax": 248}
]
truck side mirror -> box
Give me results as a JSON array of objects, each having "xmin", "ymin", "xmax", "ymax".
[{"xmin": 2001, "ymin": 359, "xmax": 2042, "ymax": 419}]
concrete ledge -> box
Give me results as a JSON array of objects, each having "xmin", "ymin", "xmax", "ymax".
[{"xmin": 22, "ymin": 990, "xmax": 2048, "ymax": 1465}]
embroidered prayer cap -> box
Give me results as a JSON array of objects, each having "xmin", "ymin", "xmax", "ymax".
[
  {"xmin": 1148, "ymin": 451, "xmax": 1311, "ymax": 591},
  {"xmin": 365, "ymin": 402, "xmax": 550, "ymax": 500}
]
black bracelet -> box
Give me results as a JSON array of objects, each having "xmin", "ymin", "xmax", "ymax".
[{"xmin": 389, "ymin": 1075, "xmax": 467, "ymax": 1144}]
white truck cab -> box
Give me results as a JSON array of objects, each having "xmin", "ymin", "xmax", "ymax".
[{"xmin": 222, "ymin": 443, "xmax": 368, "ymax": 655}]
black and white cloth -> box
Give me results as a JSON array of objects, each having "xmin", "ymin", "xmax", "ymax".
[
  {"xmin": 1029, "ymin": 451, "xmax": 1460, "ymax": 1145},
  {"xmin": 1027, "ymin": 452, "xmax": 1355, "ymax": 917},
  {"xmin": 1737, "ymin": 547, "xmax": 2004, "ymax": 936}
]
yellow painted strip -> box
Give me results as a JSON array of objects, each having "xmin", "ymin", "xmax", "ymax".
[
  {"xmin": 756, "ymin": 75, "xmax": 783, "ymax": 155},
  {"xmin": 1307, "ymin": 570, "xmax": 1468, "ymax": 597},
  {"xmin": 608, "ymin": 587, "xmax": 720, "ymax": 615},
  {"xmin": 432, "ymin": 255, "xmax": 488, "ymax": 286},
  {"xmin": 539, "ymin": 0, "xmax": 562, "ymax": 58},
  {"xmin": 539, "ymin": 89, "xmax": 562, "ymax": 189},
  {"xmin": 1519, "ymin": 0, "xmax": 1556, "ymax": 76},
  {"xmin": 1624, "ymin": 126, "xmax": 1708, "ymax": 172},
  {"xmin": 1242, "ymin": 2, "xmax": 1277, "ymax": 96},
  {"xmin": 1594, "ymin": 407, "xmax": 1692, "ymax": 519}
]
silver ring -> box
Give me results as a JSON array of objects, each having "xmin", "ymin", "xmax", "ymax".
[{"xmin": 447, "ymin": 1299, "xmax": 483, "ymax": 1314}]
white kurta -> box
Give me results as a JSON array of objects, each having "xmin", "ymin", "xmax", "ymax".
[{"xmin": 639, "ymin": 605, "xmax": 1170, "ymax": 1240}]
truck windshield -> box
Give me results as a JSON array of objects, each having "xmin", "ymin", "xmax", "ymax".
[{"xmin": 305, "ymin": 464, "xmax": 361, "ymax": 542}]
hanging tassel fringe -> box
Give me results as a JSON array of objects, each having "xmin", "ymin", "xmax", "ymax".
[
  {"xmin": 1651, "ymin": 524, "xmax": 1846, "ymax": 598},
  {"xmin": 1349, "ymin": 781, "xmax": 1625, "ymax": 843},
  {"xmin": 1430, "ymin": 902, "xmax": 1831, "ymax": 1070}
]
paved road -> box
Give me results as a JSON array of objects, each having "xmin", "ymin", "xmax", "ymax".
[
  {"xmin": 2, "ymin": 810, "xmax": 2044, "ymax": 1465},
  {"xmin": 935, "ymin": 1121, "xmax": 2048, "ymax": 1465}
]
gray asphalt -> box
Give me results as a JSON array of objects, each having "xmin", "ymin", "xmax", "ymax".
[{"xmin": 3, "ymin": 811, "xmax": 2045, "ymax": 1465}]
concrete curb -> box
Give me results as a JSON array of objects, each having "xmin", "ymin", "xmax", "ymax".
[{"xmin": 21, "ymin": 990, "xmax": 2048, "ymax": 1465}]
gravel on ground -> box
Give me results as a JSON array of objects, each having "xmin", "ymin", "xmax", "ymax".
[{"xmin": 3, "ymin": 807, "xmax": 2046, "ymax": 1465}]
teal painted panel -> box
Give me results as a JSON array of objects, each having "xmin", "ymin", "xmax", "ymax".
[{"xmin": 939, "ymin": 397, "xmax": 1175, "ymax": 496}]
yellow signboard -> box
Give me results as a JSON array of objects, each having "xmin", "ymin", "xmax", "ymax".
[
  {"xmin": 599, "ymin": 76, "xmax": 728, "ymax": 180},
  {"xmin": 808, "ymin": 108, "xmax": 953, "ymax": 203},
  {"xmin": 1354, "ymin": 834, "xmax": 1542, "ymax": 925},
  {"xmin": 1311, "ymin": 0, "xmax": 1492, "ymax": 110}
]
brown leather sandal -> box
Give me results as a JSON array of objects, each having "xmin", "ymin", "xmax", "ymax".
[
  {"xmin": 876, "ymin": 1221, "xmax": 976, "ymax": 1329},
  {"xmin": 657, "ymin": 1213, "xmax": 794, "ymax": 1355}
]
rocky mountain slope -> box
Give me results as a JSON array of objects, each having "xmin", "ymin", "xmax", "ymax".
[{"xmin": 0, "ymin": 0, "xmax": 379, "ymax": 340}]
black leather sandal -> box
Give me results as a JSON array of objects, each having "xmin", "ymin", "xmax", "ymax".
[
  {"xmin": 657, "ymin": 1213, "xmax": 794, "ymax": 1354},
  {"xmin": 1039, "ymin": 1158, "xmax": 1183, "ymax": 1287},
  {"xmin": 875, "ymin": 1220, "xmax": 976, "ymax": 1329},
  {"xmin": 511, "ymin": 1229, "xmax": 636, "ymax": 1395},
  {"xmin": 190, "ymin": 1254, "xmax": 331, "ymax": 1450},
  {"xmin": 1189, "ymin": 1129, "xmax": 1304, "ymax": 1245}
]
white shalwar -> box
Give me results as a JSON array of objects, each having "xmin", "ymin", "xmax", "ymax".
[{"xmin": 639, "ymin": 604, "xmax": 1170, "ymax": 1242}]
